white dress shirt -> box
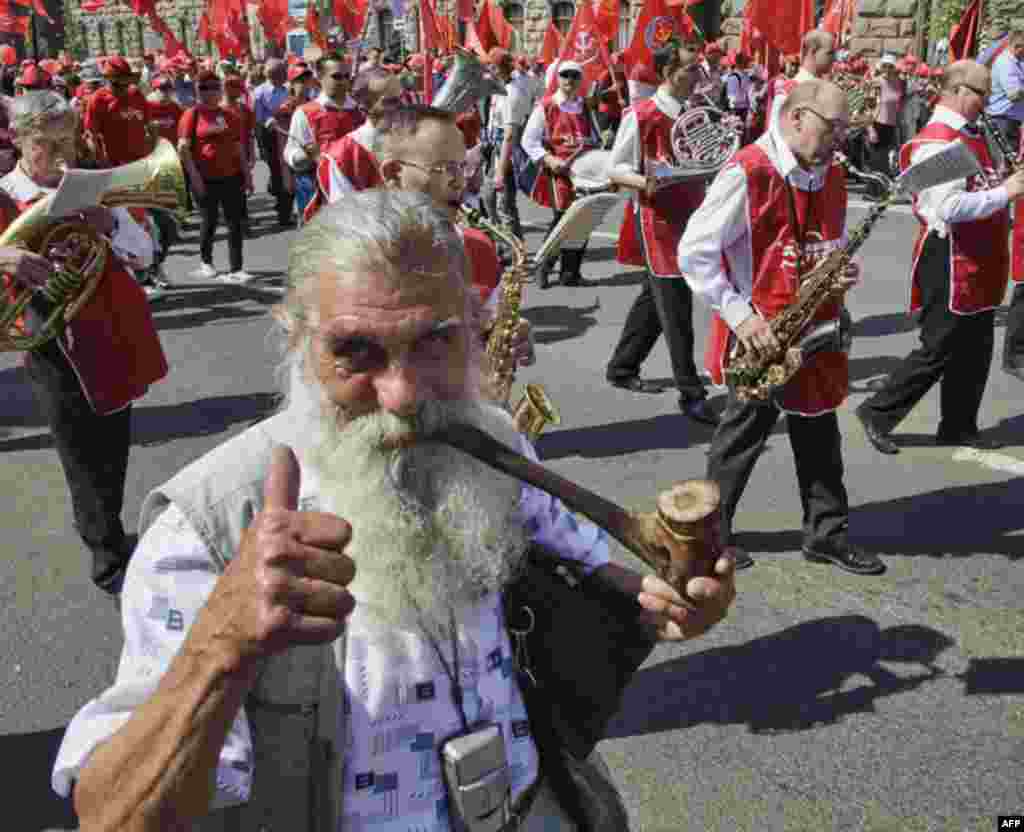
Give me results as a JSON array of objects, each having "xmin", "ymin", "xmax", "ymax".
[
  {"xmin": 725, "ymin": 70, "xmax": 753, "ymax": 111},
  {"xmin": 0, "ymin": 164, "xmax": 154, "ymax": 271},
  {"xmin": 606, "ymin": 87, "xmax": 681, "ymax": 179},
  {"xmin": 677, "ymin": 122, "xmax": 832, "ymax": 332},
  {"xmin": 909, "ymin": 105, "xmax": 1009, "ymax": 238},
  {"xmin": 521, "ymin": 90, "xmax": 586, "ymax": 163},
  {"xmin": 52, "ymin": 426, "xmax": 609, "ymax": 829}
]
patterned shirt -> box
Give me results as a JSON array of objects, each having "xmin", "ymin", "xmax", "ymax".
[{"xmin": 52, "ymin": 431, "xmax": 609, "ymax": 831}]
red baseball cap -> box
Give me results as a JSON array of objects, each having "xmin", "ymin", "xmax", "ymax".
[
  {"xmin": 102, "ymin": 56, "xmax": 137, "ymax": 78},
  {"xmin": 16, "ymin": 64, "xmax": 52, "ymax": 89}
]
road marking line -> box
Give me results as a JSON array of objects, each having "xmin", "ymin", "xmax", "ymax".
[{"xmin": 951, "ymin": 446, "xmax": 1024, "ymax": 475}]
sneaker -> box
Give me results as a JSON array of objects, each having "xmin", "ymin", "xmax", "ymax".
[
  {"xmin": 218, "ymin": 270, "xmax": 258, "ymax": 285},
  {"xmin": 152, "ymin": 265, "xmax": 175, "ymax": 289},
  {"xmin": 143, "ymin": 284, "xmax": 166, "ymax": 302},
  {"xmin": 190, "ymin": 262, "xmax": 219, "ymax": 280}
]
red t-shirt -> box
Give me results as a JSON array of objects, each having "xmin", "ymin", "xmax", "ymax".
[
  {"xmin": 83, "ymin": 87, "xmax": 151, "ymax": 166},
  {"xmin": 148, "ymin": 98, "xmax": 184, "ymax": 145},
  {"xmin": 178, "ymin": 105, "xmax": 243, "ymax": 180},
  {"xmin": 223, "ymin": 100, "xmax": 255, "ymax": 143}
]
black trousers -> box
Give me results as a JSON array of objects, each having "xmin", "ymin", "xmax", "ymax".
[
  {"xmin": 482, "ymin": 163, "xmax": 523, "ymax": 239},
  {"xmin": 860, "ymin": 232, "xmax": 995, "ymax": 437},
  {"xmin": 258, "ymin": 125, "xmax": 292, "ymax": 223},
  {"xmin": 865, "ymin": 122, "xmax": 898, "ymax": 196},
  {"xmin": 606, "ymin": 271, "xmax": 706, "ymax": 400},
  {"xmin": 24, "ymin": 340, "xmax": 133, "ymax": 591},
  {"xmin": 707, "ymin": 396, "xmax": 849, "ymax": 547},
  {"xmin": 198, "ymin": 174, "xmax": 245, "ymax": 273},
  {"xmin": 543, "ymin": 205, "xmax": 588, "ymax": 279},
  {"xmin": 1003, "ymin": 282, "xmax": 1024, "ymax": 369}
]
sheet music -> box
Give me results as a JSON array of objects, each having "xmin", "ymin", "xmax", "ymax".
[
  {"xmin": 896, "ymin": 139, "xmax": 982, "ymax": 195},
  {"xmin": 46, "ymin": 167, "xmax": 116, "ymax": 220}
]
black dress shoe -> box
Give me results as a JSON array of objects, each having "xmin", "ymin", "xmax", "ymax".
[
  {"xmin": 561, "ymin": 273, "xmax": 582, "ymax": 287},
  {"xmin": 726, "ymin": 545, "xmax": 754, "ymax": 570},
  {"xmin": 855, "ymin": 405, "xmax": 899, "ymax": 455},
  {"xmin": 934, "ymin": 431, "xmax": 1002, "ymax": 450},
  {"xmin": 680, "ymin": 397, "xmax": 720, "ymax": 427},
  {"xmin": 608, "ymin": 376, "xmax": 668, "ymax": 393},
  {"xmin": 802, "ymin": 539, "xmax": 885, "ymax": 575}
]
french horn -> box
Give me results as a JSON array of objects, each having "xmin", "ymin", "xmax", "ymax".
[{"xmin": 0, "ymin": 138, "xmax": 185, "ymax": 352}]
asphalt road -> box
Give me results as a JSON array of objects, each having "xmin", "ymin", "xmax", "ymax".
[{"xmin": 1, "ymin": 171, "xmax": 1022, "ymax": 832}]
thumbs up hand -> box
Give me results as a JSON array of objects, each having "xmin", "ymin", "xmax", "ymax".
[{"xmin": 187, "ymin": 446, "xmax": 357, "ymax": 678}]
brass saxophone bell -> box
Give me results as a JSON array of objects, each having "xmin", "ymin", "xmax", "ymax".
[{"xmin": 511, "ymin": 383, "xmax": 561, "ymax": 442}]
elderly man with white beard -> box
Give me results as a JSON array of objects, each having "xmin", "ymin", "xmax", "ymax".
[{"xmin": 54, "ymin": 189, "xmax": 736, "ymax": 832}]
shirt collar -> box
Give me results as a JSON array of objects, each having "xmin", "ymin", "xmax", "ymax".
[{"xmin": 653, "ymin": 86, "xmax": 682, "ymax": 119}]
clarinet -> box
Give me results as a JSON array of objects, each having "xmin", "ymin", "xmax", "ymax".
[{"xmin": 979, "ymin": 111, "xmax": 1021, "ymax": 173}]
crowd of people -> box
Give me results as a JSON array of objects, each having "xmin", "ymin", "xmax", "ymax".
[{"xmin": 1, "ymin": 20, "xmax": 1022, "ymax": 832}]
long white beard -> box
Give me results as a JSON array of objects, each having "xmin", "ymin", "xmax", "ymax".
[{"xmin": 287, "ymin": 366, "xmax": 529, "ymax": 636}]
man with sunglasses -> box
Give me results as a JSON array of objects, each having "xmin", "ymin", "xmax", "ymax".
[
  {"xmin": 679, "ymin": 80, "xmax": 885, "ymax": 576},
  {"xmin": 83, "ymin": 56, "xmax": 153, "ymax": 167},
  {"xmin": 605, "ymin": 43, "xmax": 716, "ymax": 425},
  {"xmin": 285, "ymin": 54, "xmax": 363, "ymax": 221},
  {"xmin": 521, "ymin": 60, "xmax": 603, "ymax": 287},
  {"xmin": 856, "ymin": 60, "xmax": 1024, "ymax": 454}
]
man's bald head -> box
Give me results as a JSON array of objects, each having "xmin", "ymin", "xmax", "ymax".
[
  {"xmin": 940, "ymin": 59, "xmax": 989, "ymax": 95},
  {"xmin": 801, "ymin": 30, "xmax": 834, "ymax": 58},
  {"xmin": 800, "ymin": 29, "xmax": 836, "ymax": 77},
  {"xmin": 780, "ymin": 79, "xmax": 849, "ymax": 121}
]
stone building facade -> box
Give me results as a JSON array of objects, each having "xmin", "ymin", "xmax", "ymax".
[{"xmin": 64, "ymin": 0, "xmax": 218, "ymax": 58}]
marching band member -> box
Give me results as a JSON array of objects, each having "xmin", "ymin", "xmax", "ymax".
[
  {"xmin": 285, "ymin": 53, "xmax": 362, "ymax": 221},
  {"xmin": 855, "ymin": 60, "xmax": 1024, "ymax": 452},
  {"xmin": 1, "ymin": 91, "xmax": 167, "ymax": 597},
  {"xmin": 521, "ymin": 60, "xmax": 603, "ymax": 287},
  {"xmin": 605, "ymin": 43, "xmax": 716, "ymax": 426},
  {"xmin": 1009, "ymin": 127, "xmax": 1024, "ymax": 379},
  {"xmin": 304, "ymin": 69, "xmax": 401, "ymax": 218},
  {"xmin": 679, "ymin": 80, "xmax": 885, "ymax": 576},
  {"xmin": 768, "ymin": 30, "xmax": 835, "ymax": 130}
]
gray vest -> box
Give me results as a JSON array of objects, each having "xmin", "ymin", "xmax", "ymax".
[{"xmin": 139, "ymin": 412, "xmax": 344, "ymax": 832}]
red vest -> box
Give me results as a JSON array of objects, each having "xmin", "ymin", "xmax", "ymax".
[
  {"xmin": 1013, "ymin": 195, "xmax": 1024, "ymax": 284},
  {"xmin": 299, "ymin": 100, "xmax": 362, "ymax": 149},
  {"xmin": 530, "ymin": 96, "xmax": 600, "ymax": 211},
  {"xmin": 705, "ymin": 143, "xmax": 849, "ymax": 416},
  {"xmin": 9, "ymin": 199, "xmax": 167, "ymax": 415},
  {"xmin": 899, "ymin": 123, "xmax": 1009, "ymax": 314},
  {"xmin": 462, "ymin": 227, "xmax": 501, "ymax": 305},
  {"xmin": 632, "ymin": 98, "xmax": 706, "ymax": 277},
  {"xmin": 307, "ymin": 134, "xmax": 383, "ymax": 222}
]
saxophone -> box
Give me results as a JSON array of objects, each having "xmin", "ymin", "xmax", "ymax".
[
  {"xmin": 725, "ymin": 155, "xmax": 895, "ymax": 401},
  {"xmin": 458, "ymin": 206, "xmax": 561, "ymax": 440},
  {"xmin": 980, "ymin": 111, "xmax": 1021, "ymax": 174}
]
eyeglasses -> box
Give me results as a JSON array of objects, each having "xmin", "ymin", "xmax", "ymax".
[
  {"xmin": 800, "ymin": 107, "xmax": 848, "ymax": 136},
  {"xmin": 959, "ymin": 83, "xmax": 989, "ymax": 99},
  {"xmin": 396, "ymin": 159, "xmax": 469, "ymax": 178},
  {"xmin": 559, "ymin": 71, "xmax": 582, "ymax": 81}
]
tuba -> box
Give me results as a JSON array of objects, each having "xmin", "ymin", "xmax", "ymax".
[
  {"xmin": 431, "ymin": 48, "xmax": 506, "ymax": 115},
  {"xmin": 0, "ymin": 138, "xmax": 185, "ymax": 352}
]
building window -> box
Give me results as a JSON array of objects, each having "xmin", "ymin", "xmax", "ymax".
[
  {"xmin": 552, "ymin": 1, "xmax": 574, "ymax": 35},
  {"xmin": 377, "ymin": 8, "xmax": 393, "ymax": 50},
  {"xmin": 617, "ymin": 0, "xmax": 631, "ymax": 51}
]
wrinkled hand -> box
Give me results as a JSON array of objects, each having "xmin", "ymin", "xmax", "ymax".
[
  {"xmin": 637, "ymin": 552, "xmax": 737, "ymax": 641},
  {"xmin": 483, "ymin": 311, "xmax": 535, "ymax": 370},
  {"xmin": 834, "ymin": 259, "xmax": 861, "ymax": 295},
  {"xmin": 0, "ymin": 246, "xmax": 54, "ymax": 288},
  {"xmin": 735, "ymin": 314, "xmax": 779, "ymax": 356},
  {"xmin": 185, "ymin": 446, "xmax": 356, "ymax": 671}
]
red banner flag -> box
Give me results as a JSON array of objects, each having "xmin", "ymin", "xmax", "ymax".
[
  {"xmin": 743, "ymin": 0, "xmax": 812, "ymax": 57},
  {"xmin": 948, "ymin": 0, "xmax": 982, "ymax": 60},
  {"xmin": 464, "ymin": 19, "xmax": 489, "ymax": 57},
  {"xmin": 333, "ymin": 0, "xmax": 368, "ymax": 40},
  {"xmin": 546, "ymin": 0, "xmax": 613, "ymax": 95},
  {"xmin": 305, "ymin": 0, "xmax": 325, "ymax": 48},
  {"xmin": 486, "ymin": 0, "xmax": 514, "ymax": 48},
  {"xmin": 820, "ymin": 0, "xmax": 854, "ymax": 44},
  {"xmin": 149, "ymin": 11, "xmax": 191, "ymax": 58},
  {"xmin": 623, "ymin": 0, "xmax": 696, "ymax": 78},
  {"xmin": 11, "ymin": 0, "xmax": 52, "ymax": 21},
  {"xmin": 592, "ymin": 0, "xmax": 618, "ymax": 42},
  {"xmin": 474, "ymin": 1, "xmax": 498, "ymax": 53},
  {"xmin": 0, "ymin": 1, "xmax": 29, "ymax": 36},
  {"xmin": 538, "ymin": 22, "xmax": 563, "ymax": 64},
  {"xmin": 456, "ymin": 0, "xmax": 473, "ymax": 21},
  {"xmin": 256, "ymin": 0, "xmax": 290, "ymax": 45}
]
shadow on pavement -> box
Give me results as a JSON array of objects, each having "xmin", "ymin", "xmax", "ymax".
[
  {"xmin": 578, "ymin": 270, "xmax": 645, "ymax": 289},
  {"xmin": 0, "ymin": 393, "xmax": 279, "ymax": 453},
  {"xmin": 853, "ymin": 307, "xmax": 1006, "ymax": 339},
  {"xmin": 847, "ymin": 354, "xmax": 908, "ymax": 386},
  {"xmin": 522, "ymin": 301, "xmax": 601, "ymax": 345},
  {"xmin": 0, "ymin": 725, "xmax": 78, "ymax": 831},
  {"xmin": 734, "ymin": 478, "xmax": 1024, "ymax": 560},
  {"xmin": 537, "ymin": 412, "xmax": 711, "ymax": 460},
  {"xmin": 607, "ymin": 617, "xmax": 954, "ymax": 739}
]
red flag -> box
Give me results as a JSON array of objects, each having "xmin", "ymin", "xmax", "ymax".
[
  {"xmin": 257, "ymin": 0, "xmax": 291, "ymax": 46},
  {"xmin": 456, "ymin": 0, "xmax": 473, "ymax": 21},
  {"xmin": 948, "ymin": 0, "xmax": 982, "ymax": 60},
  {"xmin": 591, "ymin": 0, "xmax": 618, "ymax": 42},
  {"xmin": 333, "ymin": 0, "xmax": 368, "ymax": 40},
  {"xmin": 304, "ymin": 0, "xmax": 325, "ymax": 48},
  {"xmin": 0, "ymin": 3, "xmax": 29, "ymax": 36},
  {"xmin": 149, "ymin": 11, "xmax": 191, "ymax": 58},
  {"xmin": 419, "ymin": 0, "xmax": 444, "ymax": 98},
  {"xmin": 538, "ymin": 22, "xmax": 563, "ymax": 64},
  {"xmin": 485, "ymin": 0, "xmax": 514, "ymax": 49},
  {"xmin": 820, "ymin": 0, "xmax": 854, "ymax": 44},
  {"xmin": 743, "ymin": 0, "xmax": 812, "ymax": 57},
  {"xmin": 623, "ymin": 0, "xmax": 696, "ymax": 78},
  {"xmin": 474, "ymin": 1, "xmax": 498, "ymax": 52},
  {"xmin": 546, "ymin": 0, "xmax": 613, "ymax": 95},
  {"xmin": 464, "ymin": 20, "xmax": 488, "ymax": 57}
]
